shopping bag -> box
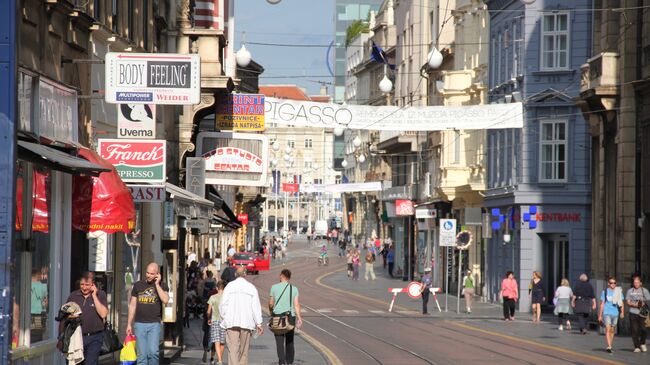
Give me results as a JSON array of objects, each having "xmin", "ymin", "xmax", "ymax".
[{"xmin": 119, "ymin": 335, "xmax": 137, "ymax": 365}]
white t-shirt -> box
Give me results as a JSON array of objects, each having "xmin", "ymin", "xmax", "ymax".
[{"xmin": 555, "ymin": 286, "xmax": 573, "ymax": 299}]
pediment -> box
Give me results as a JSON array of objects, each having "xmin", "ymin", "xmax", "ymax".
[{"xmin": 527, "ymin": 88, "xmax": 574, "ymax": 104}]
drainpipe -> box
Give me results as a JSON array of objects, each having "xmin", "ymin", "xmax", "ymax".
[{"xmin": 634, "ymin": 0, "xmax": 642, "ymax": 276}]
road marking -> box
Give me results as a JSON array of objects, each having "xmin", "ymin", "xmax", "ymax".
[
  {"xmin": 447, "ymin": 321, "xmax": 626, "ymax": 365},
  {"xmin": 342, "ymin": 309, "xmax": 359, "ymax": 314},
  {"xmin": 396, "ymin": 310, "xmax": 419, "ymax": 315},
  {"xmin": 368, "ymin": 310, "xmax": 385, "ymax": 314},
  {"xmin": 316, "ymin": 308, "xmax": 333, "ymax": 313}
]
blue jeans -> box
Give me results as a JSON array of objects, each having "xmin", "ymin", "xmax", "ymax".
[
  {"xmin": 81, "ymin": 332, "xmax": 103, "ymax": 365},
  {"xmin": 133, "ymin": 322, "xmax": 161, "ymax": 365}
]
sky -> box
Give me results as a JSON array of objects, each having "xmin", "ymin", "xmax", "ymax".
[{"xmin": 234, "ymin": 0, "xmax": 335, "ymax": 96}]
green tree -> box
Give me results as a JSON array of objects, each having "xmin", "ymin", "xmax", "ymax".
[{"xmin": 346, "ymin": 20, "xmax": 369, "ymax": 46}]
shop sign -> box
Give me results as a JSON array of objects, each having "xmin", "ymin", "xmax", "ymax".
[
  {"xmin": 395, "ymin": 200, "xmax": 414, "ymax": 216},
  {"xmin": 439, "ymin": 219, "xmax": 457, "ymax": 247},
  {"xmin": 237, "ymin": 213, "xmax": 249, "ymax": 225},
  {"xmin": 203, "ymin": 147, "xmax": 264, "ymax": 173},
  {"xmin": 88, "ymin": 231, "xmax": 109, "ymax": 272},
  {"xmin": 163, "ymin": 201, "xmax": 177, "ymax": 240},
  {"xmin": 117, "ymin": 104, "xmax": 156, "ymax": 139},
  {"xmin": 128, "ymin": 184, "xmax": 165, "ymax": 202},
  {"xmin": 196, "ymin": 132, "xmax": 269, "ymax": 187},
  {"xmin": 216, "ymin": 94, "xmax": 265, "ymax": 131},
  {"xmin": 186, "ymin": 157, "xmax": 206, "ymax": 198},
  {"xmin": 185, "ymin": 218, "xmax": 209, "ymax": 233},
  {"xmin": 105, "ymin": 52, "xmax": 200, "ymax": 105},
  {"xmin": 415, "ymin": 207, "xmax": 437, "ymax": 219},
  {"xmin": 535, "ymin": 212, "xmax": 581, "ymax": 222},
  {"xmin": 282, "ymin": 183, "xmax": 299, "ymax": 193},
  {"xmin": 97, "ymin": 139, "xmax": 166, "ymax": 183},
  {"xmin": 38, "ymin": 77, "xmax": 78, "ymax": 141}
]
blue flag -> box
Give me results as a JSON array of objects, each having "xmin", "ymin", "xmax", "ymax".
[{"xmin": 370, "ymin": 42, "xmax": 396, "ymax": 70}]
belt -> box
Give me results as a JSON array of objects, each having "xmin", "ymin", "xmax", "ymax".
[{"xmin": 83, "ymin": 330, "xmax": 103, "ymax": 337}]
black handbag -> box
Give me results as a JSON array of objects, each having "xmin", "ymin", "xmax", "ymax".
[
  {"xmin": 100, "ymin": 322, "xmax": 123, "ymax": 355},
  {"xmin": 268, "ymin": 284, "xmax": 295, "ymax": 335}
]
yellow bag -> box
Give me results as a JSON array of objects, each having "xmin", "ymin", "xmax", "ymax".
[{"xmin": 119, "ymin": 335, "xmax": 137, "ymax": 365}]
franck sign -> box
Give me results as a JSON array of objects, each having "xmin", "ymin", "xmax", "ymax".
[
  {"xmin": 97, "ymin": 139, "xmax": 166, "ymax": 183},
  {"xmin": 105, "ymin": 53, "xmax": 200, "ymax": 105}
]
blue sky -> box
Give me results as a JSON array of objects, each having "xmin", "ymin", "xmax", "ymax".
[{"xmin": 235, "ymin": 0, "xmax": 334, "ymax": 96}]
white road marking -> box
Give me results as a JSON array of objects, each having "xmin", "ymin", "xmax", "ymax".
[
  {"xmin": 368, "ymin": 310, "xmax": 385, "ymax": 314},
  {"xmin": 343, "ymin": 310, "xmax": 359, "ymax": 314},
  {"xmin": 396, "ymin": 310, "xmax": 419, "ymax": 315},
  {"xmin": 316, "ymin": 308, "xmax": 333, "ymax": 313}
]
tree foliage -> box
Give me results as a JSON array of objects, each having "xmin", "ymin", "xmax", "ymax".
[{"xmin": 346, "ymin": 20, "xmax": 369, "ymax": 46}]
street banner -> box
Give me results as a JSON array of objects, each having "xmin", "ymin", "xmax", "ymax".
[
  {"xmin": 196, "ymin": 132, "xmax": 269, "ymax": 187},
  {"xmin": 216, "ymin": 94, "xmax": 265, "ymax": 131},
  {"xmin": 324, "ymin": 181, "xmax": 382, "ymax": 193},
  {"xmin": 264, "ymin": 97, "xmax": 523, "ymax": 131},
  {"xmin": 439, "ymin": 219, "xmax": 457, "ymax": 247},
  {"xmin": 117, "ymin": 104, "xmax": 156, "ymax": 138},
  {"xmin": 97, "ymin": 139, "xmax": 166, "ymax": 183},
  {"xmin": 395, "ymin": 200, "xmax": 415, "ymax": 216},
  {"xmin": 282, "ymin": 183, "xmax": 299, "ymax": 193},
  {"xmin": 105, "ymin": 52, "xmax": 200, "ymax": 105}
]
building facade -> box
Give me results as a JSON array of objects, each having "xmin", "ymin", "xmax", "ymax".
[{"xmin": 485, "ymin": 0, "xmax": 592, "ymax": 311}]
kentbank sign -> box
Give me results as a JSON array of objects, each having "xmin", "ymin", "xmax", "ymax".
[{"xmin": 97, "ymin": 139, "xmax": 166, "ymax": 183}]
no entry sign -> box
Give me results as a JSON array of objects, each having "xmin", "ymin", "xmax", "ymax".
[{"xmin": 105, "ymin": 53, "xmax": 200, "ymax": 105}]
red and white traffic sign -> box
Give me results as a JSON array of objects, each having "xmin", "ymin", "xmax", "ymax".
[{"xmin": 387, "ymin": 284, "xmax": 442, "ymax": 313}]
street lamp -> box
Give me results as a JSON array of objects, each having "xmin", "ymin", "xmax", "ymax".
[
  {"xmin": 427, "ymin": 47, "xmax": 443, "ymax": 69},
  {"xmin": 341, "ymin": 159, "xmax": 348, "ymax": 168},
  {"xmin": 272, "ymin": 141, "xmax": 280, "ymax": 151},
  {"xmin": 333, "ymin": 126, "xmax": 345, "ymax": 137}
]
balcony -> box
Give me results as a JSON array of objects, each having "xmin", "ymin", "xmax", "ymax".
[
  {"xmin": 377, "ymin": 130, "xmax": 419, "ymax": 151},
  {"xmin": 578, "ymin": 52, "xmax": 619, "ymax": 112}
]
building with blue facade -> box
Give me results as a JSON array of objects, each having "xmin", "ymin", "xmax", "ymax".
[{"xmin": 485, "ymin": 0, "xmax": 592, "ymax": 311}]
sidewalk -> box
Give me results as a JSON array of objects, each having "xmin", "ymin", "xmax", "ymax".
[
  {"xmin": 170, "ymin": 318, "xmax": 327, "ymax": 365},
  {"xmin": 320, "ymin": 260, "xmax": 647, "ymax": 364}
]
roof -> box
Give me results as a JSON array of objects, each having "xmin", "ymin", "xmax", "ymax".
[{"xmin": 259, "ymin": 85, "xmax": 311, "ymax": 101}]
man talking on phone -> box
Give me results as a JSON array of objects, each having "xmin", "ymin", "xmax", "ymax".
[
  {"xmin": 126, "ymin": 262, "xmax": 169, "ymax": 365},
  {"xmin": 66, "ymin": 271, "xmax": 108, "ymax": 365}
]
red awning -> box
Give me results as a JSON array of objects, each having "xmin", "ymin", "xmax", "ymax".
[
  {"xmin": 72, "ymin": 147, "xmax": 136, "ymax": 233},
  {"xmin": 15, "ymin": 168, "xmax": 51, "ymax": 233}
]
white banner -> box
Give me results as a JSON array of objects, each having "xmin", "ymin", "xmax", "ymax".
[
  {"xmin": 264, "ymin": 97, "xmax": 523, "ymax": 131},
  {"xmin": 325, "ymin": 182, "xmax": 382, "ymax": 193}
]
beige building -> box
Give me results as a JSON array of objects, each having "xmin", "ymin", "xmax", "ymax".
[{"xmin": 576, "ymin": 0, "xmax": 650, "ymax": 286}]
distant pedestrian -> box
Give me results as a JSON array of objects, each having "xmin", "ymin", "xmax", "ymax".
[
  {"xmin": 227, "ymin": 244, "xmax": 236, "ymax": 258},
  {"xmin": 500, "ymin": 271, "xmax": 518, "ymax": 321},
  {"xmin": 127, "ymin": 262, "xmax": 170, "ymax": 365},
  {"xmin": 352, "ymin": 249, "xmax": 361, "ymax": 280},
  {"xmin": 529, "ymin": 271, "xmax": 545, "ymax": 323},
  {"xmin": 386, "ymin": 246, "xmax": 395, "ymax": 278},
  {"xmin": 269, "ymin": 269, "xmax": 303, "ymax": 365},
  {"xmin": 462, "ymin": 270, "xmax": 475, "ymax": 314},
  {"xmin": 420, "ymin": 268, "xmax": 432, "ymax": 315},
  {"xmin": 65, "ymin": 272, "xmax": 108, "ymax": 365},
  {"xmin": 364, "ymin": 250, "xmax": 376, "ymax": 280},
  {"xmin": 553, "ymin": 278, "xmax": 573, "ymax": 331},
  {"xmin": 219, "ymin": 267, "xmax": 264, "ymax": 365},
  {"xmin": 207, "ymin": 281, "xmax": 226, "ymax": 365},
  {"xmin": 346, "ymin": 249, "xmax": 353, "ymax": 278},
  {"xmin": 626, "ymin": 275, "xmax": 649, "ymax": 353},
  {"xmin": 571, "ymin": 273, "xmax": 596, "ymax": 335},
  {"xmin": 598, "ymin": 276, "xmax": 625, "ymax": 353}
]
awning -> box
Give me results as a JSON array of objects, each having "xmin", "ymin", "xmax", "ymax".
[
  {"xmin": 18, "ymin": 141, "xmax": 111, "ymax": 176},
  {"xmin": 206, "ymin": 186, "xmax": 242, "ymax": 229},
  {"xmin": 72, "ymin": 147, "xmax": 136, "ymax": 233},
  {"xmin": 212, "ymin": 214, "xmax": 241, "ymax": 230},
  {"xmin": 15, "ymin": 168, "xmax": 50, "ymax": 233},
  {"xmin": 166, "ymin": 182, "xmax": 214, "ymax": 219}
]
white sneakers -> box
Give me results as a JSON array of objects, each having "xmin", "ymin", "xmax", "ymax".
[
  {"xmin": 640, "ymin": 344, "xmax": 647, "ymax": 352},
  {"xmin": 634, "ymin": 348, "xmax": 641, "ymax": 353}
]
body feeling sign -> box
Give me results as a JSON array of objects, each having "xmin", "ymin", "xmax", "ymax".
[
  {"xmin": 97, "ymin": 139, "xmax": 166, "ymax": 183},
  {"xmin": 105, "ymin": 53, "xmax": 200, "ymax": 105}
]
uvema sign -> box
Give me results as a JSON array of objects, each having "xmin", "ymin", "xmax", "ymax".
[
  {"xmin": 105, "ymin": 53, "xmax": 200, "ymax": 105},
  {"xmin": 117, "ymin": 104, "xmax": 156, "ymax": 138}
]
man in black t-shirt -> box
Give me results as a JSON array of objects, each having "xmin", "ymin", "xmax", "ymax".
[
  {"xmin": 66, "ymin": 272, "xmax": 108, "ymax": 365},
  {"xmin": 126, "ymin": 262, "xmax": 169, "ymax": 365}
]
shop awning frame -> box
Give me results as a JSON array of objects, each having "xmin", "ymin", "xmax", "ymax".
[
  {"xmin": 18, "ymin": 140, "xmax": 111, "ymax": 176},
  {"xmin": 165, "ymin": 183, "xmax": 214, "ymax": 219}
]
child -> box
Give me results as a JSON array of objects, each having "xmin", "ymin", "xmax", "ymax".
[{"xmin": 207, "ymin": 281, "xmax": 226, "ymax": 365}]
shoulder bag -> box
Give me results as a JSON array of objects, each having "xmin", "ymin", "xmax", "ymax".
[
  {"xmin": 638, "ymin": 288, "xmax": 650, "ymax": 328},
  {"xmin": 268, "ymin": 284, "xmax": 295, "ymax": 335},
  {"xmin": 100, "ymin": 321, "xmax": 123, "ymax": 355}
]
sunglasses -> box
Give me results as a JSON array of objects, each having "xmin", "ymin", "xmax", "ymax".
[{"xmin": 609, "ymin": 281, "xmax": 616, "ymax": 284}]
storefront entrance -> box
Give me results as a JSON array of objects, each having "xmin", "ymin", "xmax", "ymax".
[{"xmin": 542, "ymin": 234, "xmax": 569, "ymax": 301}]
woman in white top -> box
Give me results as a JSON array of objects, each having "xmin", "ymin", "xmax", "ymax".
[{"xmin": 554, "ymin": 278, "xmax": 574, "ymax": 331}]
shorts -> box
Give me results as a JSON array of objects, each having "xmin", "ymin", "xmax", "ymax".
[
  {"xmin": 603, "ymin": 314, "xmax": 618, "ymax": 327},
  {"xmin": 210, "ymin": 321, "xmax": 226, "ymax": 344},
  {"xmin": 347, "ymin": 263, "xmax": 353, "ymax": 271}
]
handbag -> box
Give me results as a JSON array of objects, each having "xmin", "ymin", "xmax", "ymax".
[
  {"xmin": 268, "ymin": 284, "xmax": 295, "ymax": 335},
  {"xmin": 100, "ymin": 322, "xmax": 123, "ymax": 355}
]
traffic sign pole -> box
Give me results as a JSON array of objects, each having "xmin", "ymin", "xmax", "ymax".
[{"xmin": 445, "ymin": 247, "xmax": 449, "ymax": 312}]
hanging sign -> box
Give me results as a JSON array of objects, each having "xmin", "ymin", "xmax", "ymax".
[
  {"xmin": 264, "ymin": 97, "xmax": 523, "ymax": 131},
  {"xmin": 237, "ymin": 213, "xmax": 249, "ymax": 225},
  {"xmin": 105, "ymin": 52, "xmax": 200, "ymax": 105},
  {"xmin": 415, "ymin": 207, "xmax": 437, "ymax": 219},
  {"xmin": 395, "ymin": 200, "xmax": 414, "ymax": 216},
  {"xmin": 128, "ymin": 184, "xmax": 166, "ymax": 202},
  {"xmin": 203, "ymin": 147, "xmax": 264, "ymax": 173},
  {"xmin": 97, "ymin": 139, "xmax": 166, "ymax": 183},
  {"xmin": 117, "ymin": 104, "xmax": 156, "ymax": 138},
  {"xmin": 216, "ymin": 94, "xmax": 265, "ymax": 131},
  {"xmin": 282, "ymin": 183, "xmax": 299, "ymax": 193}
]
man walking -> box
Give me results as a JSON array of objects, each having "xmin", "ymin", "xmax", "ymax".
[
  {"xmin": 387, "ymin": 246, "xmax": 395, "ymax": 278},
  {"xmin": 66, "ymin": 272, "xmax": 108, "ymax": 365},
  {"xmin": 219, "ymin": 267, "xmax": 264, "ymax": 365},
  {"xmin": 126, "ymin": 262, "xmax": 169, "ymax": 365}
]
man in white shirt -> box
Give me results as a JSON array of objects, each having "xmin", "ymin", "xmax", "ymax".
[
  {"xmin": 219, "ymin": 267, "xmax": 263, "ymax": 365},
  {"xmin": 227, "ymin": 244, "xmax": 236, "ymax": 258}
]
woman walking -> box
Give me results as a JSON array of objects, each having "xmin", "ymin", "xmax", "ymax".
[
  {"xmin": 571, "ymin": 273, "xmax": 596, "ymax": 334},
  {"xmin": 554, "ymin": 278, "xmax": 573, "ymax": 331},
  {"xmin": 598, "ymin": 276, "xmax": 625, "ymax": 353},
  {"xmin": 626, "ymin": 275, "xmax": 649, "ymax": 353},
  {"xmin": 269, "ymin": 269, "xmax": 303, "ymax": 365},
  {"xmin": 501, "ymin": 271, "xmax": 519, "ymax": 321},
  {"xmin": 351, "ymin": 249, "xmax": 361, "ymax": 281},
  {"xmin": 529, "ymin": 271, "xmax": 545, "ymax": 323},
  {"xmin": 462, "ymin": 270, "xmax": 475, "ymax": 314}
]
